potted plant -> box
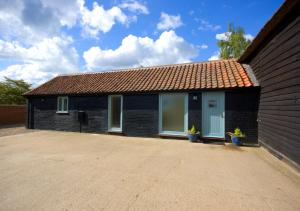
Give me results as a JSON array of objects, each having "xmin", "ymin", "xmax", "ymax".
[
  {"xmin": 227, "ymin": 128, "xmax": 245, "ymax": 146},
  {"xmin": 187, "ymin": 125, "xmax": 200, "ymax": 142}
]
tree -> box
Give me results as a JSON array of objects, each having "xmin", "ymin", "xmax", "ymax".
[
  {"xmin": 0, "ymin": 77, "xmax": 31, "ymax": 105},
  {"xmin": 217, "ymin": 23, "xmax": 251, "ymax": 59}
]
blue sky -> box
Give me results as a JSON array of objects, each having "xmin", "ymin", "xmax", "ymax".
[{"xmin": 0, "ymin": 0, "xmax": 283, "ymax": 85}]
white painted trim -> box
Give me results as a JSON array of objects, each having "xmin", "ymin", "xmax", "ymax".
[
  {"xmin": 108, "ymin": 95, "xmax": 123, "ymax": 132},
  {"xmin": 56, "ymin": 111, "xmax": 69, "ymax": 114},
  {"xmin": 57, "ymin": 96, "xmax": 68, "ymax": 113},
  {"xmin": 159, "ymin": 132, "xmax": 187, "ymax": 136},
  {"xmin": 202, "ymin": 91, "xmax": 225, "ymax": 138},
  {"xmin": 159, "ymin": 93, "xmax": 188, "ymax": 136}
]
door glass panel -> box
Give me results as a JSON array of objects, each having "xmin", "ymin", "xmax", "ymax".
[
  {"xmin": 111, "ymin": 96, "xmax": 121, "ymax": 128},
  {"xmin": 161, "ymin": 94, "xmax": 185, "ymax": 132}
]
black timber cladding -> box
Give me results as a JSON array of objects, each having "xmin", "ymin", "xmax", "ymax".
[
  {"xmin": 29, "ymin": 96, "xmax": 108, "ymax": 133},
  {"xmin": 225, "ymin": 89, "xmax": 259, "ymax": 144},
  {"xmin": 123, "ymin": 94, "xmax": 159, "ymax": 136},
  {"xmin": 27, "ymin": 89, "xmax": 259, "ymax": 144},
  {"xmin": 246, "ymin": 10, "xmax": 300, "ymax": 166}
]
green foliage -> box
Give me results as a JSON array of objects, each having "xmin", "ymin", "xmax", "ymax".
[
  {"xmin": 234, "ymin": 128, "xmax": 242, "ymax": 136},
  {"xmin": 217, "ymin": 23, "xmax": 251, "ymax": 59},
  {"xmin": 233, "ymin": 127, "xmax": 245, "ymax": 137},
  {"xmin": 188, "ymin": 125, "xmax": 199, "ymax": 135},
  {"xmin": 0, "ymin": 77, "xmax": 31, "ymax": 105}
]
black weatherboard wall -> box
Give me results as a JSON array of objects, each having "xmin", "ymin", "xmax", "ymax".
[
  {"xmin": 28, "ymin": 95, "xmax": 108, "ymax": 133},
  {"xmin": 27, "ymin": 89, "xmax": 259, "ymax": 144},
  {"xmin": 27, "ymin": 94, "xmax": 160, "ymax": 136},
  {"xmin": 244, "ymin": 7, "xmax": 300, "ymax": 166},
  {"xmin": 225, "ymin": 89, "xmax": 259, "ymax": 144},
  {"xmin": 188, "ymin": 92, "xmax": 202, "ymax": 131},
  {"xmin": 123, "ymin": 94, "xmax": 159, "ymax": 136},
  {"xmin": 188, "ymin": 89, "xmax": 259, "ymax": 143}
]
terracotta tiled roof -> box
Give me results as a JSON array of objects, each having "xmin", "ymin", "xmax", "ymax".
[{"xmin": 24, "ymin": 59, "xmax": 255, "ymax": 96}]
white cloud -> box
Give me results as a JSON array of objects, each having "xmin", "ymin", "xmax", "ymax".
[
  {"xmin": 79, "ymin": 0, "xmax": 149, "ymax": 38},
  {"xmin": 0, "ymin": 64, "xmax": 57, "ymax": 85},
  {"xmin": 198, "ymin": 44, "xmax": 208, "ymax": 49},
  {"xmin": 0, "ymin": 0, "xmax": 143, "ymax": 40},
  {"xmin": 157, "ymin": 12, "xmax": 183, "ymax": 30},
  {"xmin": 0, "ymin": 0, "xmax": 52, "ymax": 43},
  {"xmin": 216, "ymin": 32, "xmax": 231, "ymax": 41},
  {"xmin": 216, "ymin": 32, "xmax": 254, "ymax": 41},
  {"xmin": 119, "ymin": 0, "xmax": 149, "ymax": 14},
  {"xmin": 244, "ymin": 34, "xmax": 254, "ymax": 41},
  {"xmin": 79, "ymin": 0, "xmax": 129, "ymax": 38},
  {"xmin": 208, "ymin": 51, "xmax": 220, "ymax": 61},
  {"xmin": 0, "ymin": 36, "xmax": 79, "ymax": 85},
  {"xmin": 198, "ymin": 19, "xmax": 221, "ymax": 31},
  {"xmin": 0, "ymin": 0, "xmax": 83, "ymax": 44},
  {"xmin": 41, "ymin": 0, "xmax": 81, "ymax": 28},
  {"xmin": 0, "ymin": 0, "xmax": 82, "ymax": 85},
  {"xmin": 83, "ymin": 30, "xmax": 198, "ymax": 70}
]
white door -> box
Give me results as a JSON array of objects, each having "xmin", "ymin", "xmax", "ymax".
[
  {"xmin": 202, "ymin": 92, "xmax": 225, "ymax": 138},
  {"xmin": 108, "ymin": 95, "xmax": 123, "ymax": 132}
]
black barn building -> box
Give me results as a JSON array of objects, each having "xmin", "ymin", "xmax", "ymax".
[{"xmin": 24, "ymin": 0, "xmax": 300, "ymax": 169}]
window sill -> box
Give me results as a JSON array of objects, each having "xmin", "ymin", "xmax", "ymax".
[
  {"xmin": 108, "ymin": 129, "xmax": 123, "ymax": 133},
  {"xmin": 56, "ymin": 111, "xmax": 69, "ymax": 114},
  {"xmin": 159, "ymin": 133, "xmax": 187, "ymax": 138},
  {"xmin": 108, "ymin": 130, "xmax": 123, "ymax": 136}
]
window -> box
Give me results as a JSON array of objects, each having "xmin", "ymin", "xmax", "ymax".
[
  {"xmin": 108, "ymin": 95, "xmax": 123, "ymax": 132},
  {"xmin": 159, "ymin": 93, "xmax": 188, "ymax": 135},
  {"xmin": 57, "ymin": 96, "xmax": 68, "ymax": 113}
]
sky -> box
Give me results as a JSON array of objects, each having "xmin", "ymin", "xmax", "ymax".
[{"xmin": 0, "ymin": 0, "xmax": 283, "ymax": 86}]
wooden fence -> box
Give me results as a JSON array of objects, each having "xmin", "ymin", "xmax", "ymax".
[{"xmin": 0, "ymin": 105, "xmax": 26, "ymax": 126}]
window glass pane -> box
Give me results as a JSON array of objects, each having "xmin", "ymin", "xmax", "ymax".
[
  {"xmin": 63, "ymin": 98, "xmax": 68, "ymax": 111},
  {"xmin": 111, "ymin": 96, "xmax": 121, "ymax": 128},
  {"xmin": 58, "ymin": 97, "xmax": 63, "ymax": 111},
  {"xmin": 162, "ymin": 94, "xmax": 185, "ymax": 132}
]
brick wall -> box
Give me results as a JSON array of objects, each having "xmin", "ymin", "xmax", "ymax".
[{"xmin": 0, "ymin": 105, "xmax": 26, "ymax": 125}]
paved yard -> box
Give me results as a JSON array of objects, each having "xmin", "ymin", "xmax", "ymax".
[
  {"xmin": 0, "ymin": 131, "xmax": 299, "ymax": 211},
  {"xmin": 0, "ymin": 125, "xmax": 35, "ymax": 137}
]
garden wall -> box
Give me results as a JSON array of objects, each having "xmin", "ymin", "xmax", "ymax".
[{"xmin": 0, "ymin": 105, "xmax": 26, "ymax": 126}]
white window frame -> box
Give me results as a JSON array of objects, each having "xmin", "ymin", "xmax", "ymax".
[
  {"xmin": 159, "ymin": 93, "xmax": 188, "ymax": 136},
  {"xmin": 108, "ymin": 95, "xmax": 123, "ymax": 132},
  {"xmin": 57, "ymin": 96, "xmax": 68, "ymax": 113}
]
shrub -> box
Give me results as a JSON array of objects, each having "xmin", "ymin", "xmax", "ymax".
[{"xmin": 188, "ymin": 125, "xmax": 199, "ymax": 135}]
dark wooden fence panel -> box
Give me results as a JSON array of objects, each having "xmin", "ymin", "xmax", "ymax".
[{"xmin": 0, "ymin": 105, "xmax": 26, "ymax": 126}]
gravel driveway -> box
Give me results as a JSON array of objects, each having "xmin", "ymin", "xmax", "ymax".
[{"xmin": 0, "ymin": 131, "xmax": 299, "ymax": 210}]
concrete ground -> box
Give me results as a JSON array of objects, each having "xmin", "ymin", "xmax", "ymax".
[
  {"xmin": 0, "ymin": 125, "xmax": 35, "ymax": 137},
  {"xmin": 0, "ymin": 131, "xmax": 299, "ymax": 211}
]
